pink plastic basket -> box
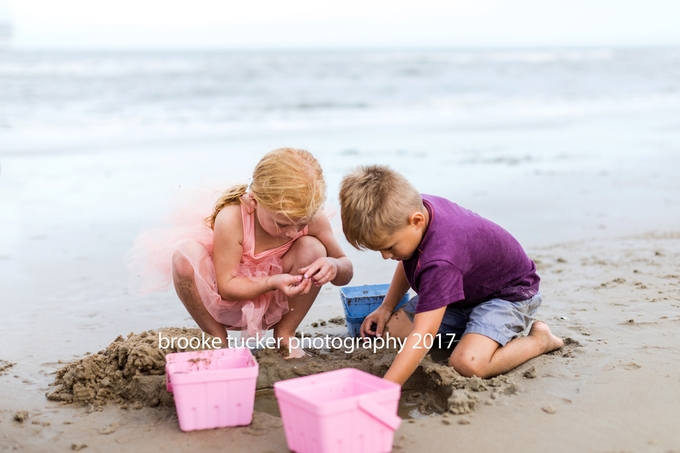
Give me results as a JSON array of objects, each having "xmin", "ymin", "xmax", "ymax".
[
  {"xmin": 165, "ymin": 348, "xmax": 258, "ymax": 431},
  {"xmin": 274, "ymin": 368, "xmax": 401, "ymax": 453}
]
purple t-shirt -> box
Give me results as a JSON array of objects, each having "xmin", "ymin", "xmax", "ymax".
[{"xmin": 403, "ymin": 195, "xmax": 540, "ymax": 313}]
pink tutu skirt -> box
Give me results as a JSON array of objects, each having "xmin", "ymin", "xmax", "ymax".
[{"xmin": 125, "ymin": 189, "xmax": 289, "ymax": 337}]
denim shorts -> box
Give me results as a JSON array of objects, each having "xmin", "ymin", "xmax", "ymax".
[{"xmin": 401, "ymin": 293, "xmax": 542, "ymax": 346}]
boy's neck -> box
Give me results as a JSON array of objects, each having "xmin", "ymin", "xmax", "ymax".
[{"xmin": 419, "ymin": 201, "xmax": 431, "ymax": 241}]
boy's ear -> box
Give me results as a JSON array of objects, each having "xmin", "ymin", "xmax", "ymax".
[{"xmin": 409, "ymin": 210, "xmax": 426, "ymax": 228}]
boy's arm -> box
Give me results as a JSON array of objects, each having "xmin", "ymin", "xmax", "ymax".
[
  {"xmin": 382, "ymin": 262, "xmax": 411, "ymax": 312},
  {"xmin": 383, "ymin": 306, "xmax": 446, "ymax": 386},
  {"xmin": 360, "ymin": 263, "xmax": 410, "ymax": 338}
]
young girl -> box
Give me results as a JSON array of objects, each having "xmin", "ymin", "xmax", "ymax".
[{"xmin": 127, "ymin": 148, "xmax": 353, "ymax": 357}]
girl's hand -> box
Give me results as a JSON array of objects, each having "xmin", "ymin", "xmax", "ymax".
[
  {"xmin": 267, "ymin": 273, "xmax": 313, "ymax": 297},
  {"xmin": 360, "ymin": 305, "xmax": 392, "ymax": 339},
  {"xmin": 297, "ymin": 257, "xmax": 338, "ymax": 287}
]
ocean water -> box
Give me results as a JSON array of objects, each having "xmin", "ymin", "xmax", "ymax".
[
  {"xmin": 1, "ymin": 48, "xmax": 679, "ymax": 155},
  {"xmin": 1, "ymin": 48, "xmax": 679, "ymax": 249}
]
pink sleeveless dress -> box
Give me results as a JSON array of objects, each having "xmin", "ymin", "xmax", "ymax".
[{"xmin": 126, "ymin": 196, "xmax": 308, "ymax": 337}]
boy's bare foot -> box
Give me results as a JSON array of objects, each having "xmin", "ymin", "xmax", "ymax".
[{"xmin": 529, "ymin": 321, "xmax": 564, "ymax": 353}]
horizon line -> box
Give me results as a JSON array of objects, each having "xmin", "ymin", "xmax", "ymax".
[{"xmin": 4, "ymin": 43, "xmax": 680, "ymax": 53}]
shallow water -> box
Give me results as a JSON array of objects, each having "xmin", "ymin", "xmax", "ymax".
[{"xmin": 2, "ymin": 48, "xmax": 679, "ymax": 156}]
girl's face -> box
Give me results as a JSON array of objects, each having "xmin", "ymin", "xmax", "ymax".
[{"xmin": 256, "ymin": 206, "xmax": 307, "ymax": 239}]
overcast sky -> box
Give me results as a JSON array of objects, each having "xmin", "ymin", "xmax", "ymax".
[{"xmin": 2, "ymin": 0, "xmax": 680, "ymax": 50}]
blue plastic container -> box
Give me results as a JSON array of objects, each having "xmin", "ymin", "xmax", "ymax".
[{"xmin": 339, "ymin": 284, "xmax": 411, "ymax": 336}]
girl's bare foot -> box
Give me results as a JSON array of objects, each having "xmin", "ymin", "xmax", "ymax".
[
  {"xmin": 279, "ymin": 336, "xmax": 309, "ymax": 359},
  {"xmin": 284, "ymin": 345, "xmax": 308, "ymax": 359},
  {"xmin": 529, "ymin": 321, "xmax": 564, "ymax": 353}
]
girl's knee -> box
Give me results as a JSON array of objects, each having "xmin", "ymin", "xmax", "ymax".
[
  {"xmin": 172, "ymin": 250, "xmax": 194, "ymax": 280},
  {"xmin": 284, "ymin": 236, "xmax": 327, "ymax": 268},
  {"xmin": 298, "ymin": 235, "xmax": 327, "ymax": 258},
  {"xmin": 172, "ymin": 241, "xmax": 207, "ymax": 280}
]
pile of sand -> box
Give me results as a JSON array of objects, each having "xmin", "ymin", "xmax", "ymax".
[
  {"xmin": 46, "ymin": 327, "xmax": 210, "ymax": 408},
  {"xmin": 46, "ymin": 326, "xmax": 582, "ymax": 415}
]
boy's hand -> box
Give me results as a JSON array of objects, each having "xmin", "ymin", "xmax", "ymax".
[
  {"xmin": 268, "ymin": 273, "xmax": 312, "ymax": 297},
  {"xmin": 298, "ymin": 257, "xmax": 338, "ymax": 286},
  {"xmin": 360, "ymin": 305, "xmax": 392, "ymax": 338}
]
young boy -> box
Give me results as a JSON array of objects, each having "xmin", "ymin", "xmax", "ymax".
[{"xmin": 339, "ymin": 165, "xmax": 563, "ymax": 385}]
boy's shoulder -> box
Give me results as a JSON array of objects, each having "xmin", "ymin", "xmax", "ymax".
[
  {"xmin": 422, "ymin": 193, "xmax": 463, "ymax": 213},
  {"xmin": 421, "ymin": 193, "xmax": 472, "ymax": 230},
  {"xmin": 421, "ymin": 193, "xmax": 450, "ymax": 204},
  {"xmin": 418, "ymin": 193, "xmax": 501, "ymax": 256},
  {"xmin": 416, "ymin": 194, "xmax": 460, "ymax": 256}
]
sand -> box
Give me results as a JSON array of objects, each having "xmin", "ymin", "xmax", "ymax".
[
  {"xmin": 2, "ymin": 125, "xmax": 680, "ymax": 452},
  {"xmin": 44, "ymin": 326, "xmax": 532, "ymax": 416},
  {"xmin": 2, "ymin": 230, "xmax": 679, "ymax": 452}
]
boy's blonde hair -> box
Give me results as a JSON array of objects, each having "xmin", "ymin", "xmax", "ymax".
[
  {"xmin": 340, "ymin": 165, "xmax": 423, "ymax": 250},
  {"xmin": 205, "ymin": 148, "xmax": 326, "ymax": 228}
]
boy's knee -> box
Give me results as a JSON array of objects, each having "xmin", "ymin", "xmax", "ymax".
[{"xmin": 448, "ymin": 351, "xmax": 489, "ymax": 378}]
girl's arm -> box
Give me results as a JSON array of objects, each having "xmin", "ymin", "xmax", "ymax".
[
  {"xmin": 383, "ymin": 306, "xmax": 446, "ymax": 385},
  {"xmin": 212, "ymin": 204, "xmax": 306, "ymax": 300},
  {"xmin": 300, "ymin": 211, "xmax": 354, "ymax": 286}
]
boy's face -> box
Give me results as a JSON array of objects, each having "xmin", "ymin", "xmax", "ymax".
[{"xmin": 373, "ymin": 210, "xmax": 428, "ymax": 261}]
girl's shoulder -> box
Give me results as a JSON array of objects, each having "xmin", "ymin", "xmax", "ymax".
[{"xmin": 213, "ymin": 203, "xmax": 245, "ymax": 236}]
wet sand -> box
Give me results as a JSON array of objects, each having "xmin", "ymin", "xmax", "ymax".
[
  {"xmin": 2, "ymin": 124, "xmax": 680, "ymax": 452},
  {"xmin": 2, "ymin": 228, "xmax": 680, "ymax": 452}
]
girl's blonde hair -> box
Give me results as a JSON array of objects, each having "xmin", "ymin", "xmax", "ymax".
[{"xmin": 205, "ymin": 148, "xmax": 326, "ymax": 229}]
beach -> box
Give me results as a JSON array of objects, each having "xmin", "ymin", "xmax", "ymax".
[{"xmin": 1, "ymin": 49, "xmax": 680, "ymax": 452}]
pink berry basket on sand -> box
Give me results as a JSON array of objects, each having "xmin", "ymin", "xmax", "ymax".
[
  {"xmin": 274, "ymin": 368, "xmax": 402, "ymax": 453},
  {"xmin": 165, "ymin": 348, "xmax": 259, "ymax": 431}
]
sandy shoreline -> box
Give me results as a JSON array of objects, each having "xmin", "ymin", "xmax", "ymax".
[
  {"xmin": 2, "ymin": 126, "xmax": 680, "ymax": 452},
  {"xmin": 2, "ymin": 229, "xmax": 679, "ymax": 452},
  {"xmin": 3, "ymin": 47, "xmax": 680, "ymax": 452}
]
